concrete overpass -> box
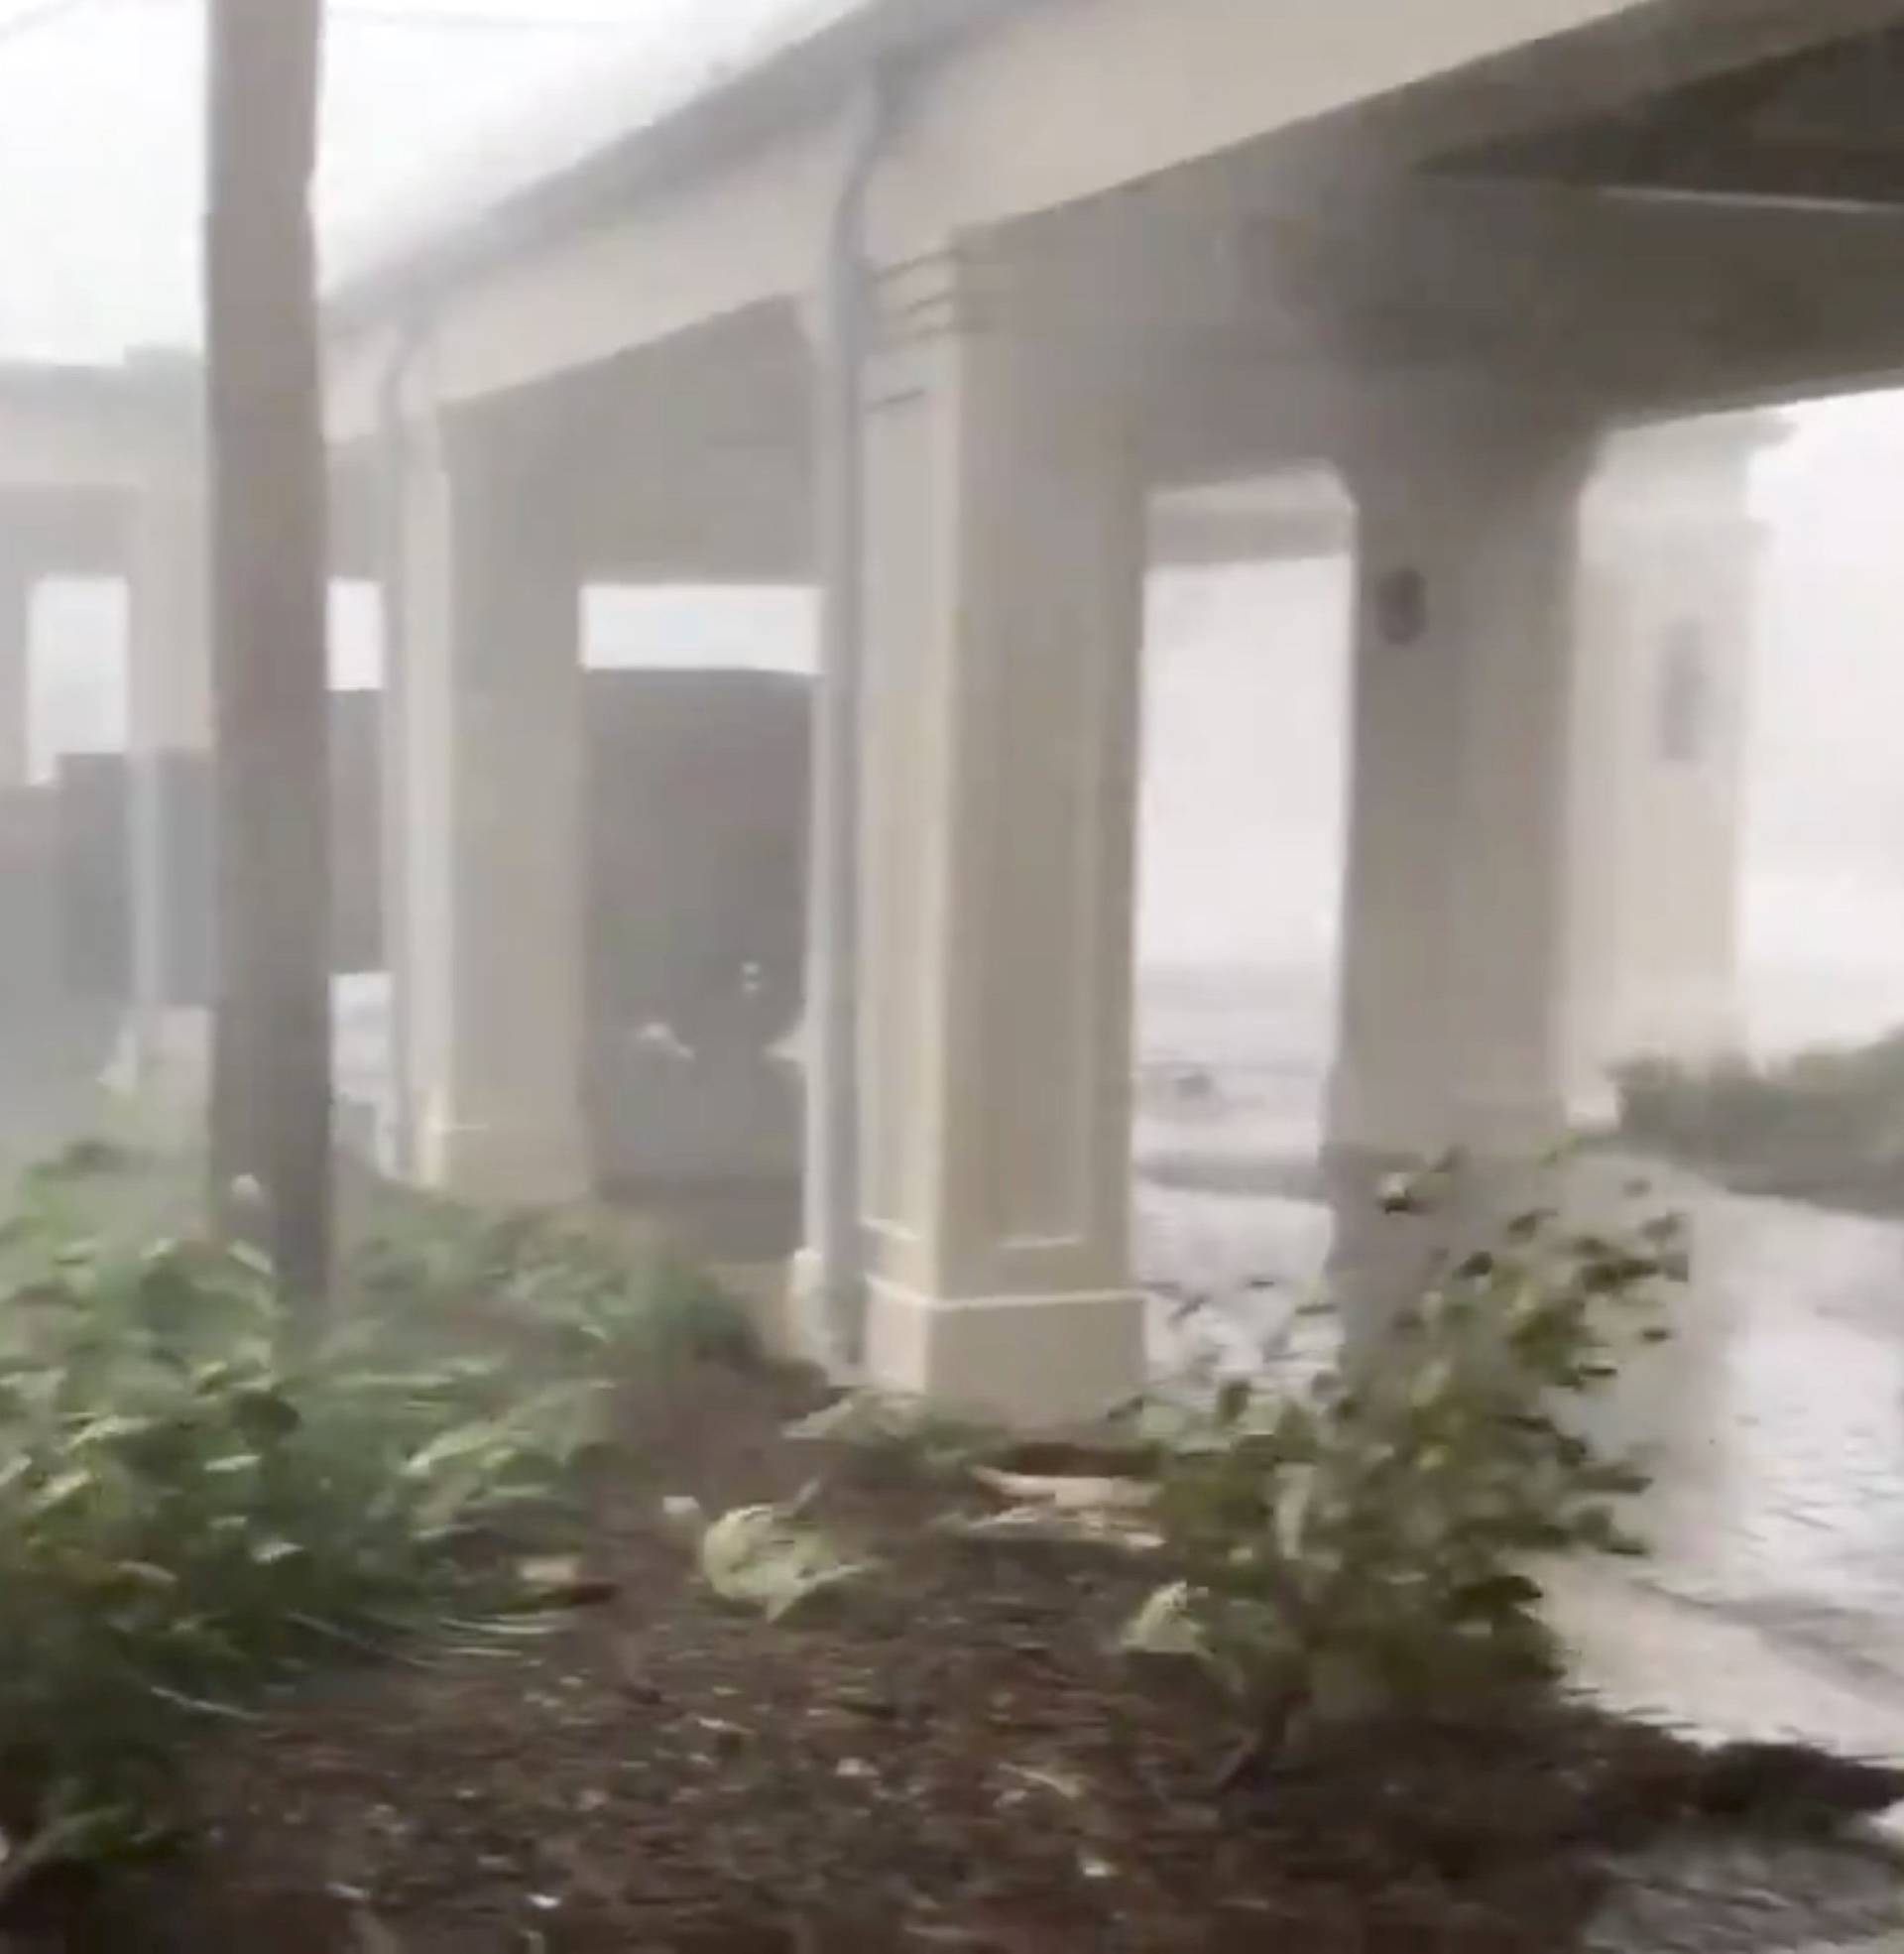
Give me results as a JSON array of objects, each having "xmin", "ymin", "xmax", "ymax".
[{"xmin": 11, "ymin": 0, "xmax": 1904, "ymax": 1418}]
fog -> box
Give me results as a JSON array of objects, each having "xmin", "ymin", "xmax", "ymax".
[
  {"xmin": 22, "ymin": 429, "xmax": 1904, "ymax": 1089},
  {"xmin": 1138, "ymin": 397, "xmax": 1904, "ymax": 1064},
  {"xmin": 1746, "ymin": 394, "xmax": 1904, "ymax": 1049},
  {"xmin": 3, "ymin": 0, "xmax": 1899, "ymax": 1080},
  {"xmin": 0, "ymin": 0, "xmax": 818, "ymax": 358}
]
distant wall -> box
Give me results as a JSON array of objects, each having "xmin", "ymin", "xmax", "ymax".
[
  {"xmin": 2, "ymin": 670, "xmax": 815, "ymax": 1194},
  {"xmin": 41, "ymin": 690, "xmax": 385, "ymax": 1008},
  {"xmin": 583, "ymin": 668, "xmax": 809, "ymax": 1192}
]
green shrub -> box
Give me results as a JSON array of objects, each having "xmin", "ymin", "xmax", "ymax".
[
  {"xmin": 0, "ymin": 1223, "xmax": 610, "ymax": 1861},
  {"xmin": 0, "ymin": 1151, "xmax": 764, "ymax": 1867},
  {"xmin": 348, "ymin": 1201, "xmax": 761, "ymax": 1370},
  {"xmin": 1616, "ymin": 1032, "xmax": 1904, "ymax": 1209},
  {"xmin": 1135, "ymin": 1200, "xmax": 1686, "ymax": 1753}
]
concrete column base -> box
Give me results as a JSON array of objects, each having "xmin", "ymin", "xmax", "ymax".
[
  {"xmin": 782, "ymin": 1246, "xmax": 855, "ymax": 1372},
  {"xmin": 863, "ymin": 1280, "xmax": 1146, "ymax": 1427}
]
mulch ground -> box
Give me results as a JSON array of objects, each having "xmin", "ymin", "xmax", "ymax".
[{"xmin": 14, "ymin": 1362, "xmax": 1900, "ymax": 1954}]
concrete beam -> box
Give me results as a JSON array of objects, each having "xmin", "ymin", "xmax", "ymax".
[
  {"xmin": 1126, "ymin": 178, "xmax": 1904, "ymax": 483},
  {"xmin": 875, "ymin": 0, "xmax": 1654, "ymax": 246},
  {"xmin": 325, "ymin": 129, "xmax": 841, "ymax": 441},
  {"xmin": 334, "ymin": 0, "xmax": 1889, "ymax": 432},
  {"xmin": 337, "ymin": 158, "xmax": 1904, "ymax": 597},
  {"xmin": 0, "ymin": 360, "xmax": 193, "ymax": 494}
]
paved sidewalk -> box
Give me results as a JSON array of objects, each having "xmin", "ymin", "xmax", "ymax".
[{"xmin": 1552, "ymin": 1564, "xmax": 1904, "ymax": 1763}]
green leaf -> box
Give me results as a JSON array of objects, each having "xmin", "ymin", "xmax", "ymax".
[
  {"xmin": 112, "ymin": 1561, "xmax": 181, "ymax": 1593},
  {"xmin": 31, "ymin": 1468, "xmax": 95, "ymax": 1515}
]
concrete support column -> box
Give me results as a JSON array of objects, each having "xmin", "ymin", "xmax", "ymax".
[
  {"xmin": 390, "ymin": 407, "xmax": 588, "ymax": 1206},
  {"xmin": 0, "ymin": 561, "xmax": 31, "ymax": 791},
  {"xmin": 120, "ymin": 473, "xmax": 214, "ymax": 1103},
  {"xmin": 851, "ymin": 247, "xmax": 1146, "ymax": 1423},
  {"xmin": 1329, "ymin": 388, "xmax": 1600, "ymax": 1161}
]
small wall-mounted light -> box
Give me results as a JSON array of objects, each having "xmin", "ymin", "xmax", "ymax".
[{"xmin": 1372, "ymin": 566, "xmax": 1428, "ymax": 648}]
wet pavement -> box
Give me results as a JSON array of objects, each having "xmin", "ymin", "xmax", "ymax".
[{"xmin": 1582, "ymin": 1834, "xmax": 1903, "ymax": 1954}]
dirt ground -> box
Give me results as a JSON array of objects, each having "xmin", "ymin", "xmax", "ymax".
[{"xmin": 12, "ymin": 1364, "xmax": 1900, "ymax": 1954}]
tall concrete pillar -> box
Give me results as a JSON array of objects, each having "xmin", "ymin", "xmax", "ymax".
[
  {"xmin": 1572, "ymin": 416, "xmax": 1776, "ymax": 1086},
  {"xmin": 388, "ymin": 407, "xmax": 588, "ymax": 1205},
  {"xmin": 1329, "ymin": 389, "xmax": 1600, "ymax": 1161},
  {"xmin": 119, "ymin": 472, "xmax": 214, "ymax": 1102},
  {"xmin": 849, "ymin": 248, "xmax": 1146, "ymax": 1423},
  {"xmin": 0, "ymin": 560, "xmax": 30, "ymax": 791}
]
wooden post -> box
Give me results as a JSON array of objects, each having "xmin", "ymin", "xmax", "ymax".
[{"xmin": 204, "ymin": 0, "xmax": 333, "ymax": 1305}]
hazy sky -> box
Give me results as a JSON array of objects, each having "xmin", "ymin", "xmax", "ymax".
[
  {"xmin": 0, "ymin": 0, "xmax": 856, "ymax": 359},
  {"xmin": 1743, "ymin": 395, "xmax": 1904, "ymax": 1043}
]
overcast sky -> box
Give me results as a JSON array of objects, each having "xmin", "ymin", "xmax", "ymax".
[{"xmin": 0, "ymin": 0, "xmax": 855, "ymax": 359}]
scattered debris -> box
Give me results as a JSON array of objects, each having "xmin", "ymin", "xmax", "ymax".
[
  {"xmin": 968, "ymin": 1466, "xmax": 1156, "ymax": 1515},
  {"xmin": 939, "ymin": 1505, "xmax": 1164, "ymax": 1554},
  {"xmin": 514, "ymin": 1556, "xmax": 619, "ymax": 1611},
  {"xmin": 1119, "ymin": 1581, "xmax": 1210, "ymax": 1663},
  {"xmin": 666, "ymin": 1488, "xmax": 874, "ymax": 1622}
]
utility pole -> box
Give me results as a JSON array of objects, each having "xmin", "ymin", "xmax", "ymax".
[{"xmin": 204, "ymin": 0, "xmax": 333, "ymax": 1307}]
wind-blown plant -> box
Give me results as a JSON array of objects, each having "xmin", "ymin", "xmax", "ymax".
[
  {"xmin": 349, "ymin": 1199, "xmax": 761, "ymax": 1370},
  {"xmin": 1134, "ymin": 1196, "xmax": 1687, "ymax": 1759},
  {"xmin": 0, "ymin": 1216, "xmax": 610, "ymax": 1866}
]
